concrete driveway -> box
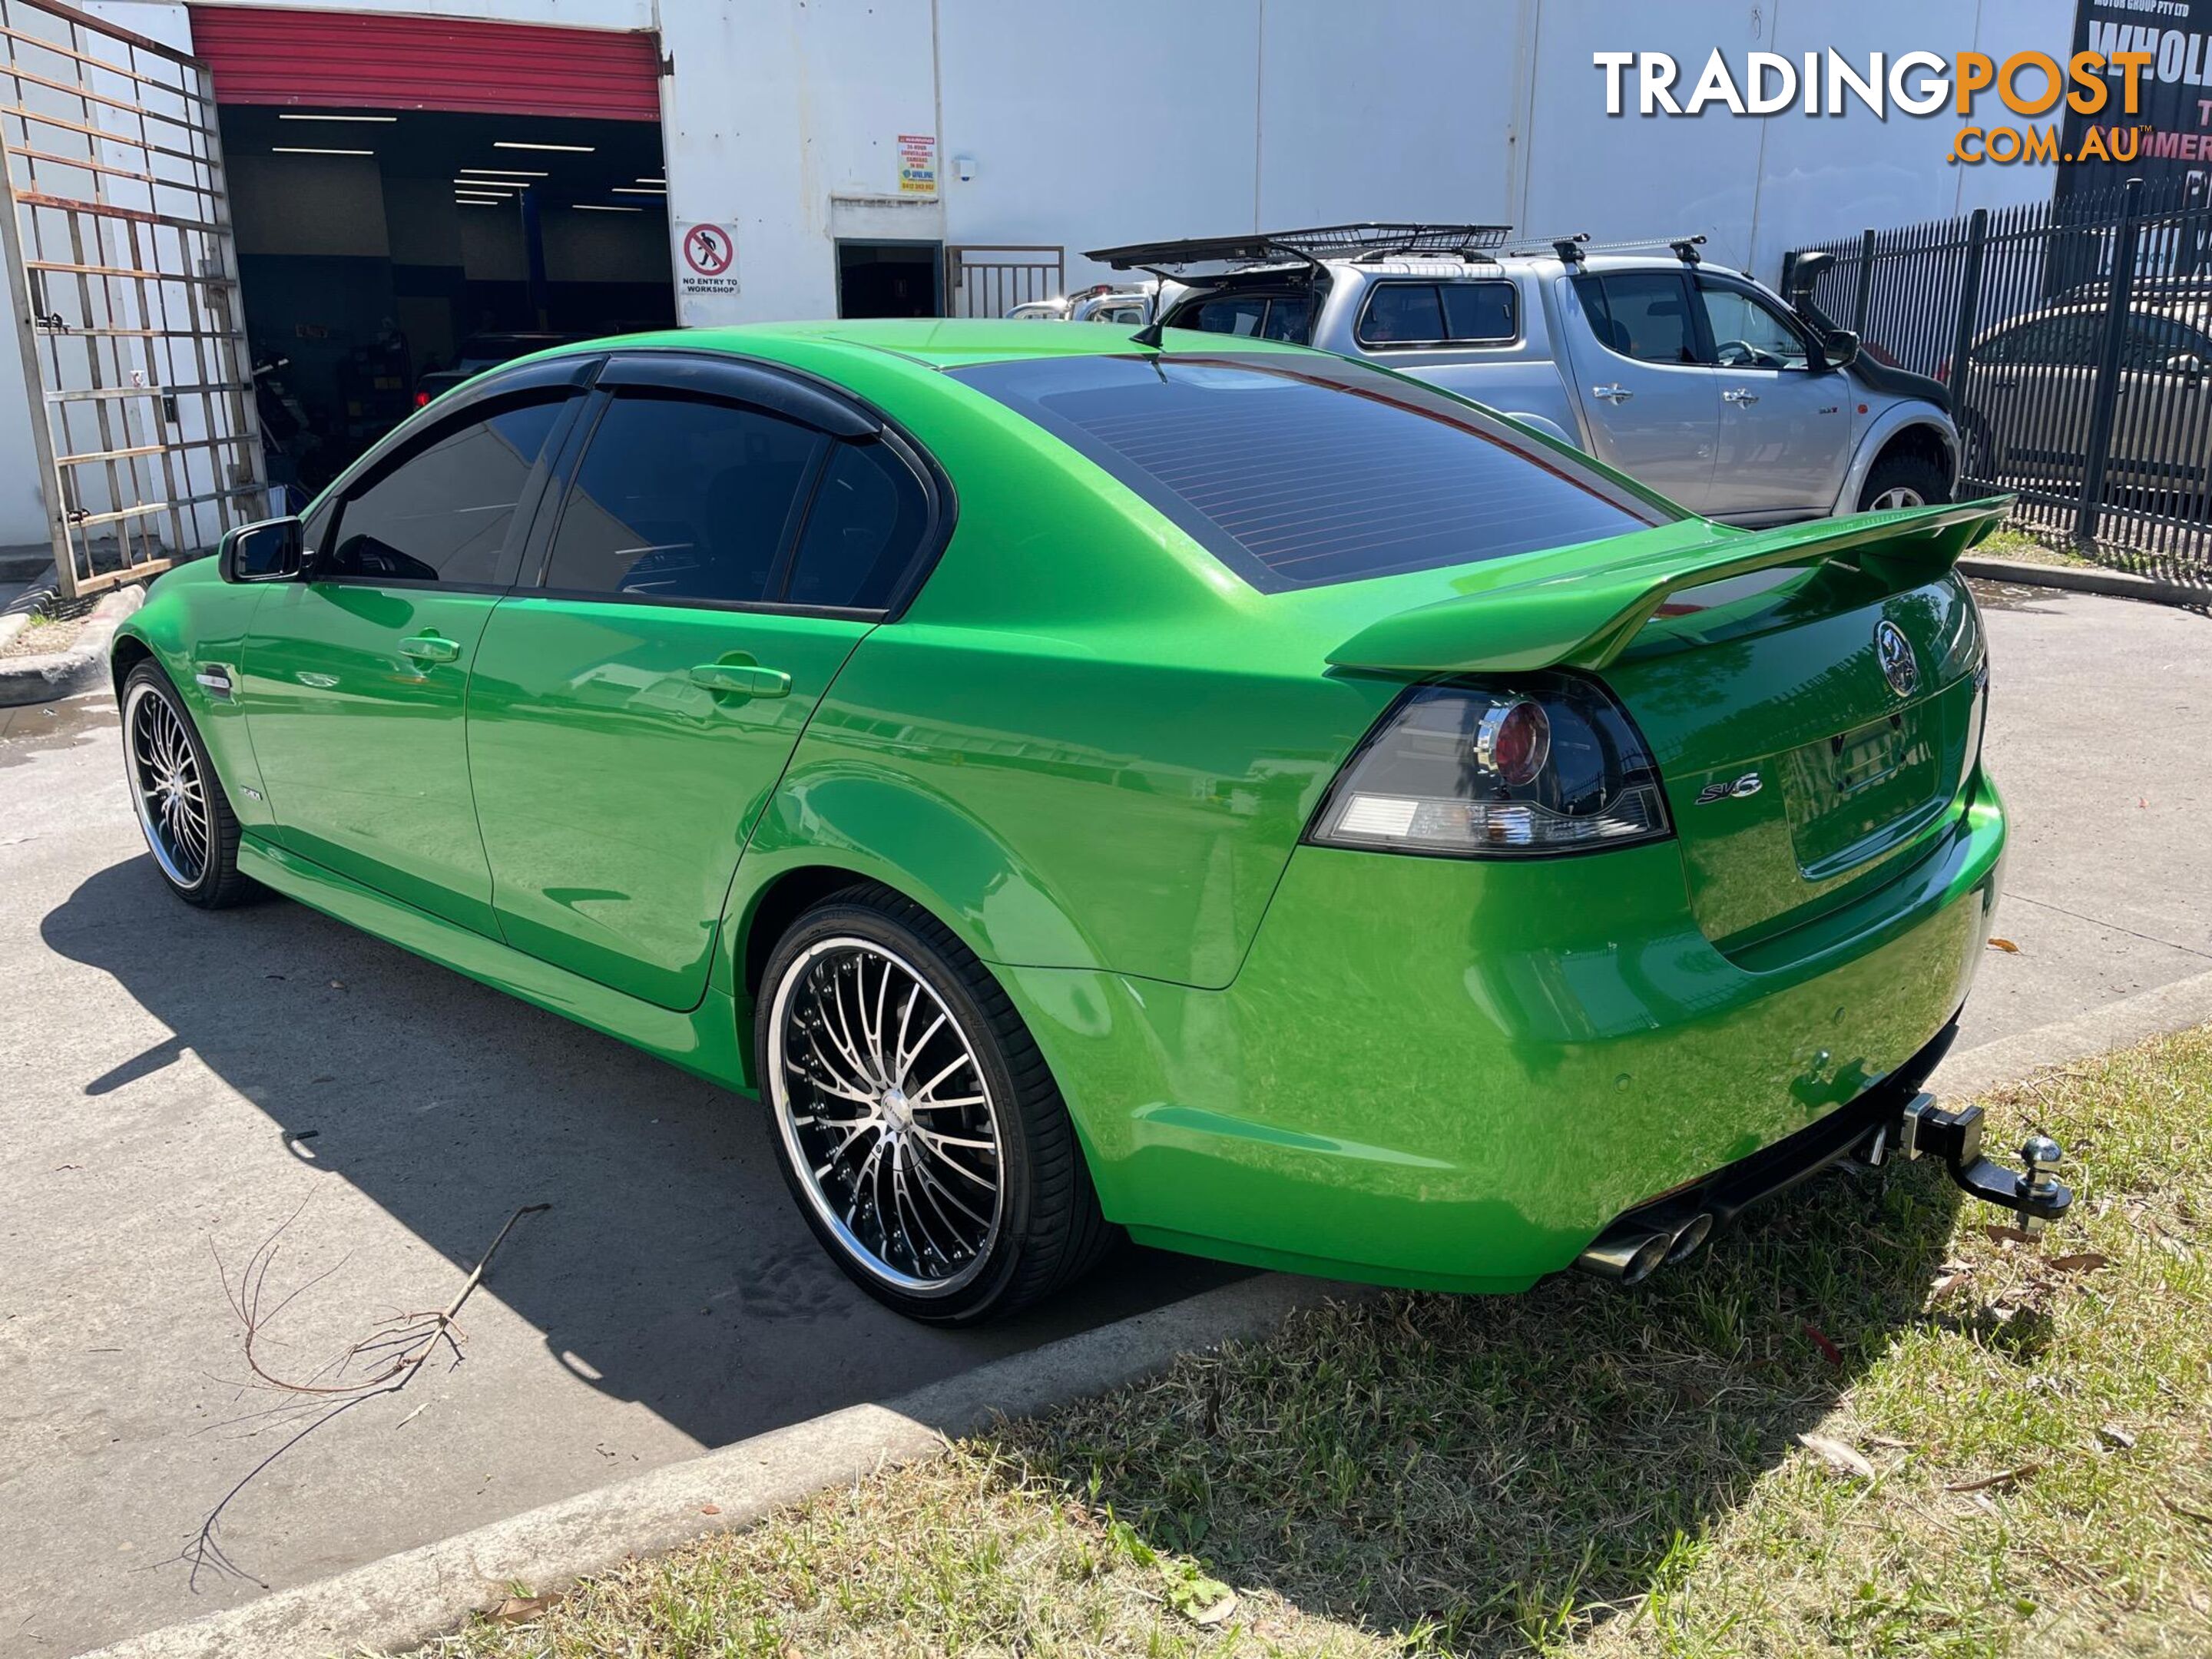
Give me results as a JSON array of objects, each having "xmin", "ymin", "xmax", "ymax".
[{"xmin": 2, "ymin": 581, "xmax": 2206, "ymax": 1654}]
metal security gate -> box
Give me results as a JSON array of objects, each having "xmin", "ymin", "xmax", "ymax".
[
  {"xmin": 0, "ymin": 0, "xmax": 262, "ymax": 599},
  {"xmin": 1788, "ymin": 179, "xmax": 2212, "ymax": 573},
  {"xmin": 944, "ymin": 244, "xmax": 1064, "ymax": 318}
]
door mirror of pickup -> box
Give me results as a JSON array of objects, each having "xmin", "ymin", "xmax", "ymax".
[
  {"xmin": 1820, "ymin": 329, "xmax": 1863, "ymax": 373},
  {"xmin": 219, "ymin": 515, "xmax": 303, "ymax": 583}
]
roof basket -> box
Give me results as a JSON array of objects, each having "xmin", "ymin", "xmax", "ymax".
[{"xmin": 1086, "ymin": 222, "xmax": 1512, "ymax": 274}]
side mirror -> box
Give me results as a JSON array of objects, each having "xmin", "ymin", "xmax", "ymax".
[
  {"xmin": 219, "ymin": 515, "xmax": 303, "ymax": 583},
  {"xmin": 1821, "ymin": 329, "xmax": 1863, "ymax": 372}
]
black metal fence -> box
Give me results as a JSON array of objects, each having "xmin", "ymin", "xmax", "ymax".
[{"xmin": 1786, "ymin": 179, "xmax": 2212, "ymax": 573}]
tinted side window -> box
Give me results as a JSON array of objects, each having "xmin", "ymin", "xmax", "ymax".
[
  {"xmin": 1440, "ymin": 281, "xmax": 1516, "ymax": 342},
  {"xmin": 1359, "ymin": 284, "xmax": 1446, "ymax": 345},
  {"xmin": 544, "ymin": 392, "xmax": 826, "ymax": 604},
  {"xmin": 1577, "ymin": 273, "xmax": 1705, "ymax": 365},
  {"xmin": 787, "ymin": 442, "xmax": 930, "ymax": 609},
  {"xmin": 1358, "ymin": 282, "xmax": 1517, "ymax": 347},
  {"xmin": 325, "ymin": 398, "xmax": 565, "ymax": 584}
]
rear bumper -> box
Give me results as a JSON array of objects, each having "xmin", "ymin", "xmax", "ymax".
[{"xmin": 1006, "ymin": 772, "xmax": 2006, "ymax": 1293}]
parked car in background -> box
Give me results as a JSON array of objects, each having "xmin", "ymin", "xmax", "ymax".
[
  {"xmin": 1949, "ymin": 295, "xmax": 2212, "ymax": 508},
  {"xmin": 1093, "ymin": 224, "xmax": 1960, "ymax": 525},
  {"xmin": 414, "ymin": 330, "xmax": 583, "ymax": 406},
  {"xmin": 1005, "ymin": 283, "xmax": 1160, "ymax": 324},
  {"xmin": 113, "ymin": 319, "xmax": 2064, "ymax": 1324}
]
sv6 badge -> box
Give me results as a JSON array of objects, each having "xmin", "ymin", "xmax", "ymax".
[{"xmin": 1696, "ymin": 772, "xmax": 1764, "ymax": 804}]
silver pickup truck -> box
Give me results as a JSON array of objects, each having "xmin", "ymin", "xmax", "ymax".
[{"xmin": 1088, "ymin": 225, "xmax": 1958, "ymax": 526}]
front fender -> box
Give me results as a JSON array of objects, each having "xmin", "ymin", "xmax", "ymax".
[
  {"xmin": 109, "ymin": 562, "xmax": 274, "ymax": 826},
  {"xmin": 1833, "ymin": 406, "xmax": 1960, "ymax": 516}
]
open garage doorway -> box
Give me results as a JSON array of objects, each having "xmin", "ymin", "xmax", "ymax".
[
  {"xmin": 193, "ymin": 9, "xmax": 672, "ymax": 499},
  {"xmin": 836, "ymin": 241, "xmax": 942, "ymax": 319}
]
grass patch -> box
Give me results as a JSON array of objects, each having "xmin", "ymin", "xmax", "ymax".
[
  {"xmin": 412, "ymin": 1028, "xmax": 2212, "ymax": 1658},
  {"xmin": 1971, "ymin": 528, "xmax": 2094, "ymax": 570}
]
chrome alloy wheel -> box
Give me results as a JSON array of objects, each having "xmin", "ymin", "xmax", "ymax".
[
  {"xmin": 767, "ymin": 937, "xmax": 1006, "ymax": 1296},
  {"xmin": 1867, "ymin": 485, "xmax": 1926, "ymax": 510},
  {"xmin": 124, "ymin": 680, "xmax": 210, "ymax": 888}
]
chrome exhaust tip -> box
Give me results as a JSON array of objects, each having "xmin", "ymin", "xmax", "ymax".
[
  {"xmin": 1664, "ymin": 1211, "xmax": 1715, "ymax": 1264},
  {"xmin": 1575, "ymin": 1226, "xmax": 1673, "ymax": 1286}
]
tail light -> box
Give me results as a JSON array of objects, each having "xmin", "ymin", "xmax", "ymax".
[
  {"xmin": 1308, "ymin": 674, "xmax": 1672, "ymax": 858},
  {"xmin": 413, "ymin": 390, "xmax": 432, "ymax": 408}
]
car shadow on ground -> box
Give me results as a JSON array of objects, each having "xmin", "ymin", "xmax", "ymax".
[
  {"xmin": 44, "ymin": 854, "xmax": 1239, "ymax": 1452},
  {"xmin": 1007, "ymin": 1160, "xmax": 1972, "ymax": 1656}
]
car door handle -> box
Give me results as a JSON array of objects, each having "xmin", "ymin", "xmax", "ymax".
[
  {"xmin": 397, "ymin": 634, "xmax": 461, "ymax": 665},
  {"xmin": 1591, "ymin": 383, "xmax": 1633, "ymax": 403},
  {"xmin": 689, "ymin": 662, "xmax": 791, "ymax": 699},
  {"xmin": 1722, "ymin": 388, "xmax": 1760, "ymax": 405}
]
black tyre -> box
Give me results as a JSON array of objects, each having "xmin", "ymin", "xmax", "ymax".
[
  {"xmin": 756, "ymin": 883, "xmax": 1114, "ymax": 1323},
  {"xmin": 121, "ymin": 661, "xmax": 258, "ymax": 909},
  {"xmin": 1857, "ymin": 447, "xmax": 1952, "ymax": 512}
]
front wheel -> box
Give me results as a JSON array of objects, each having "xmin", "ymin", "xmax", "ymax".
[
  {"xmin": 1857, "ymin": 448, "xmax": 1953, "ymax": 513},
  {"xmin": 121, "ymin": 662, "xmax": 258, "ymax": 909},
  {"xmin": 757, "ymin": 885, "xmax": 1114, "ymax": 1323}
]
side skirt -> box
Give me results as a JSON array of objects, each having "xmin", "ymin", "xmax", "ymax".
[{"xmin": 238, "ymin": 836, "xmax": 752, "ymax": 1093}]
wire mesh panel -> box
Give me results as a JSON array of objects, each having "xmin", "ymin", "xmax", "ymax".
[
  {"xmin": 945, "ymin": 245, "xmax": 1065, "ymax": 319},
  {"xmin": 0, "ymin": 0, "xmax": 263, "ymax": 598}
]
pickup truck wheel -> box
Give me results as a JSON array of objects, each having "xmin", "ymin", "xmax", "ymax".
[
  {"xmin": 121, "ymin": 662, "xmax": 258, "ymax": 909},
  {"xmin": 757, "ymin": 884, "xmax": 1115, "ymax": 1324},
  {"xmin": 1858, "ymin": 449, "xmax": 1952, "ymax": 512}
]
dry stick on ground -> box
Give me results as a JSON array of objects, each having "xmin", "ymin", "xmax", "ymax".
[{"xmin": 178, "ymin": 1201, "xmax": 551, "ymax": 1591}]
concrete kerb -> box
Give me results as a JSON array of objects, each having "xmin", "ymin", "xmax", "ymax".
[
  {"xmin": 1957, "ymin": 553, "xmax": 2210, "ymax": 608},
  {"xmin": 0, "ymin": 579, "xmax": 141, "ymax": 707},
  {"xmin": 78, "ymin": 976, "xmax": 2212, "ymax": 1659}
]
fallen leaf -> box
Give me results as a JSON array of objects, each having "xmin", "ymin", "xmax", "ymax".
[
  {"xmin": 1987, "ymin": 937, "xmax": 2021, "ymax": 952},
  {"xmin": 1869, "ymin": 1434, "xmax": 1916, "ymax": 1450},
  {"xmin": 2047, "ymin": 1252, "xmax": 2109, "ymax": 1273},
  {"xmin": 2098, "ymin": 1424, "xmax": 2137, "ymax": 1450},
  {"xmin": 1945, "ymin": 1463, "xmax": 2042, "ymax": 1493},
  {"xmin": 1800, "ymin": 1432, "xmax": 1876, "ymax": 1479},
  {"xmin": 1165, "ymin": 1567, "xmax": 1239, "ymax": 1625},
  {"xmin": 700, "ymin": 1503, "xmax": 722, "ymax": 1515},
  {"xmin": 1802, "ymin": 1322, "xmax": 1844, "ymax": 1366},
  {"xmin": 1929, "ymin": 1270, "xmax": 1971, "ymax": 1297},
  {"xmin": 1985, "ymin": 1224, "xmax": 2035, "ymax": 1246},
  {"xmin": 489, "ymin": 1594, "xmax": 555, "ymax": 1624}
]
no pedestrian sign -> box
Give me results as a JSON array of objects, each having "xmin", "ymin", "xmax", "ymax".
[{"xmin": 675, "ymin": 220, "xmax": 740, "ymax": 299}]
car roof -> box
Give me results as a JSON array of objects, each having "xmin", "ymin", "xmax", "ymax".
[{"xmin": 528, "ymin": 318, "xmax": 1316, "ymax": 373}]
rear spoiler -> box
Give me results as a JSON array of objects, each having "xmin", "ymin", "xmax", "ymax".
[{"xmin": 1326, "ymin": 498, "xmax": 2007, "ymax": 677}]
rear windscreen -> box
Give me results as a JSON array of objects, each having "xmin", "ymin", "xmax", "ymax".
[{"xmin": 949, "ymin": 353, "xmax": 1671, "ymax": 591}]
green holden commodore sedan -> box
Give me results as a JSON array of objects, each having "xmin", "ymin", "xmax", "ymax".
[{"xmin": 111, "ymin": 320, "xmax": 2070, "ymax": 1323}]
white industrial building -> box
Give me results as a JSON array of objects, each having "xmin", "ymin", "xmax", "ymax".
[{"xmin": 0, "ymin": 0, "xmax": 2069, "ymax": 571}]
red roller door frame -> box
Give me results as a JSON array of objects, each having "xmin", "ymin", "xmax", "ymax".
[{"xmin": 189, "ymin": 6, "xmax": 661, "ymax": 121}]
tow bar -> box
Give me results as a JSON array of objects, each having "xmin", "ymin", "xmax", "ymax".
[{"xmin": 1879, "ymin": 1093, "xmax": 2074, "ymax": 1234}]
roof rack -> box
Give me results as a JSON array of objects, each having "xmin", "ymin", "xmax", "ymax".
[
  {"xmin": 1086, "ymin": 222, "xmax": 1512, "ymax": 275},
  {"xmin": 1508, "ymin": 232, "xmax": 1712, "ymax": 268}
]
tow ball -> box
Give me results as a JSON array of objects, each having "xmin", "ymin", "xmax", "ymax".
[{"xmin": 1871, "ymin": 1093, "xmax": 2074, "ymax": 1234}]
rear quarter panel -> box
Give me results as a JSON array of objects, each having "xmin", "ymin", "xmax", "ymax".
[{"xmin": 727, "ymin": 370, "xmax": 1399, "ymax": 989}]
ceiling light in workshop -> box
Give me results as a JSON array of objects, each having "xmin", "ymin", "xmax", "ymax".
[
  {"xmin": 572, "ymin": 204, "xmax": 641, "ymax": 213},
  {"xmin": 495, "ymin": 141, "xmax": 594, "ymax": 153},
  {"xmin": 456, "ymin": 199, "xmax": 501, "ymax": 207},
  {"xmin": 279, "ymin": 112, "xmax": 397, "ymax": 123},
  {"xmin": 460, "ymin": 167, "xmax": 548, "ymax": 177},
  {"xmin": 273, "ymin": 146, "xmax": 373, "ymax": 156},
  {"xmin": 610, "ymin": 187, "xmax": 664, "ymax": 195}
]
